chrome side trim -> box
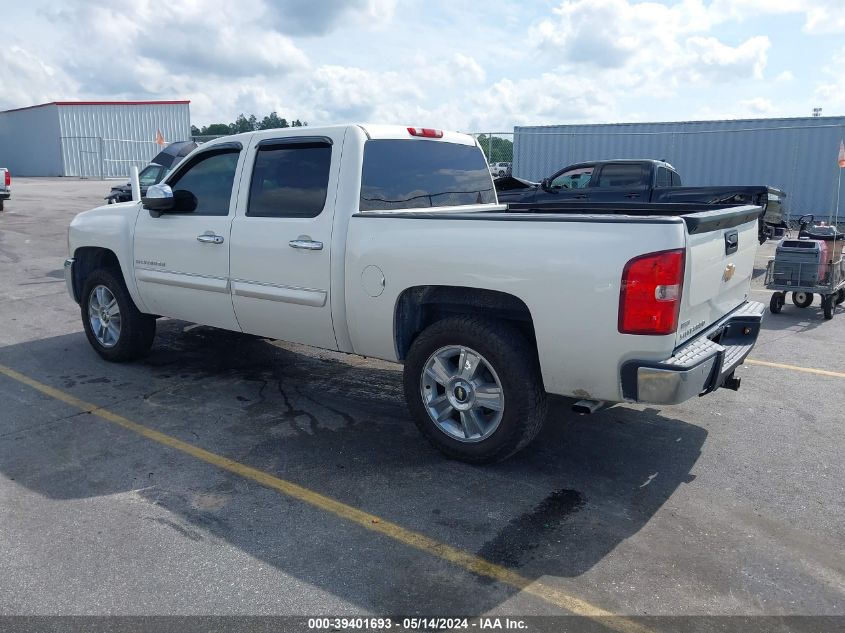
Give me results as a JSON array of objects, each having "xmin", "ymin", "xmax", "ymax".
[
  {"xmin": 135, "ymin": 268, "xmax": 229, "ymax": 293},
  {"xmin": 231, "ymin": 280, "xmax": 327, "ymax": 307}
]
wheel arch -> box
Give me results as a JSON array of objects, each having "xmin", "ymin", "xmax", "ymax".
[
  {"xmin": 393, "ymin": 285, "xmax": 538, "ymax": 361},
  {"xmin": 71, "ymin": 246, "xmax": 127, "ymax": 304}
]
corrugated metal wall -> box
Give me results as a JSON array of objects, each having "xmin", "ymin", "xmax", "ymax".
[
  {"xmin": 59, "ymin": 103, "xmax": 191, "ymax": 177},
  {"xmin": 513, "ymin": 117, "xmax": 845, "ymax": 218},
  {"xmin": 0, "ymin": 105, "xmax": 63, "ymax": 176}
]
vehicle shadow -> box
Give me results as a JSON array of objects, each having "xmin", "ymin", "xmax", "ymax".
[
  {"xmin": 761, "ymin": 299, "xmax": 844, "ymax": 333},
  {"xmin": 0, "ymin": 321, "xmax": 707, "ymax": 614}
]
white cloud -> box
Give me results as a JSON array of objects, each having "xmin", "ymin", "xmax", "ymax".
[
  {"xmin": 453, "ymin": 54, "xmax": 486, "ymax": 84},
  {"xmin": 739, "ymin": 97, "xmax": 775, "ymax": 115}
]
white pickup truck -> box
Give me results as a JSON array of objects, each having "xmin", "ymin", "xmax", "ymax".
[
  {"xmin": 0, "ymin": 168, "xmax": 10, "ymax": 211},
  {"xmin": 65, "ymin": 124, "xmax": 764, "ymax": 462}
]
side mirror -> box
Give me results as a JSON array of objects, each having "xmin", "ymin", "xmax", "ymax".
[
  {"xmin": 143, "ymin": 184, "xmax": 175, "ymax": 217},
  {"xmin": 143, "ymin": 184, "xmax": 197, "ymax": 217},
  {"xmin": 540, "ymin": 178, "xmax": 550, "ymax": 191}
]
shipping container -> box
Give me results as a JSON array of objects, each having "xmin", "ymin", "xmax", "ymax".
[{"xmin": 512, "ymin": 117, "xmax": 845, "ymax": 220}]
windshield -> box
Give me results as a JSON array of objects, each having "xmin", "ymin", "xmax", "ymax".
[
  {"xmin": 360, "ymin": 140, "xmax": 495, "ymax": 211},
  {"xmin": 138, "ymin": 165, "xmax": 163, "ymax": 187}
]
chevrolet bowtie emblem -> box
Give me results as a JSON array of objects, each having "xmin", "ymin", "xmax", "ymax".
[{"xmin": 723, "ymin": 263, "xmax": 736, "ymax": 282}]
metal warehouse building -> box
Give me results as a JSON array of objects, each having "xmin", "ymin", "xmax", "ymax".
[
  {"xmin": 0, "ymin": 100, "xmax": 191, "ymax": 178},
  {"xmin": 512, "ymin": 116, "xmax": 845, "ymax": 219}
]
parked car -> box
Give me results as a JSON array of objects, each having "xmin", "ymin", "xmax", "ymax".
[
  {"xmin": 105, "ymin": 141, "xmax": 197, "ymax": 204},
  {"xmin": 488, "ymin": 161, "xmax": 512, "ymax": 177},
  {"xmin": 65, "ymin": 125, "xmax": 764, "ymax": 463},
  {"xmin": 0, "ymin": 167, "xmax": 10, "ymax": 211},
  {"xmin": 496, "ymin": 159, "xmax": 786, "ymax": 243}
]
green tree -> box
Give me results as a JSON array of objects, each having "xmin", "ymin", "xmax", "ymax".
[
  {"xmin": 200, "ymin": 123, "xmax": 231, "ymax": 136},
  {"xmin": 258, "ymin": 111, "xmax": 289, "ymax": 130},
  {"xmin": 476, "ymin": 134, "xmax": 513, "ymax": 163}
]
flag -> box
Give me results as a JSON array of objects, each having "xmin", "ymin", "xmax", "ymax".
[
  {"xmin": 839, "ymin": 139, "xmax": 845, "ymax": 168},
  {"xmin": 155, "ymin": 129, "xmax": 166, "ymax": 147}
]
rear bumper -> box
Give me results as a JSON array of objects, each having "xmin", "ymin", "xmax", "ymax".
[
  {"xmin": 0, "ymin": 190, "xmax": 10, "ymax": 200},
  {"xmin": 621, "ymin": 301, "xmax": 765, "ymax": 405}
]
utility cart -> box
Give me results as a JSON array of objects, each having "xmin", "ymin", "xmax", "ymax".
[{"xmin": 765, "ymin": 215, "xmax": 845, "ymax": 320}]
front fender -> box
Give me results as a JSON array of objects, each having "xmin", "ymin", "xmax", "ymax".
[{"xmin": 68, "ymin": 201, "xmax": 149, "ymax": 313}]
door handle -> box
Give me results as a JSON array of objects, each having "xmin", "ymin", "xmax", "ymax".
[
  {"xmin": 625, "ymin": 193, "xmax": 640, "ymax": 199},
  {"xmin": 289, "ymin": 239, "xmax": 323, "ymax": 251},
  {"xmin": 197, "ymin": 233, "xmax": 224, "ymax": 244},
  {"xmin": 573, "ymin": 194, "xmax": 588, "ymax": 199}
]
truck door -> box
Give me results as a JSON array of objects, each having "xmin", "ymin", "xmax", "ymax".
[
  {"xmin": 534, "ymin": 165, "xmax": 594, "ymax": 203},
  {"xmin": 587, "ymin": 162, "xmax": 649, "ymax": 203},
  {"xmin": 228, "ymin": 130, "xmax": 346, "ymax": 349},
  {"xmin": 133, "ymin": 142, "xmax": 246, "ymax": 330}
]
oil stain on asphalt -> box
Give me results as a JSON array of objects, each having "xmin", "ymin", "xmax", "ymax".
[{"xmin": 478, "ymin": 489, "xmax": 586, "ymax": 567}]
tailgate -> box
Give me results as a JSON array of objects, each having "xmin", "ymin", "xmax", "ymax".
[{"xmin": 675, "ymin": 206, "xmax": 761, "ymax": 347}]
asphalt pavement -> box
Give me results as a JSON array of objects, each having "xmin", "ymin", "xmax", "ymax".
[{"xmin": 0, "ymin": 178, "xmax": 842, "ymax": 630}]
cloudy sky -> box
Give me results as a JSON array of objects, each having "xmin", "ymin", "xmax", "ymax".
[{"xmin": 2, "ymin": 0, "xmax": 844, "ymax": 131}]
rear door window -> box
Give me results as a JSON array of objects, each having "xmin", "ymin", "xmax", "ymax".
[
  {"xmin": 656, "ymin": 167, "xmax": 672, "ymax": 188},
  {"xmin": 247, "ymin": 141, "xmax": 332, "ymax": 218},
  {"xmin": 596, "ymin": 163, "xmax": 644, "ymax": 188},
  {"xmin": 360, "ymin": 140, "xmax": 495, "ymax": 211}
]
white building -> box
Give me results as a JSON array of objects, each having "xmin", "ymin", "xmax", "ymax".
[{"xmin": 0, "ymin": 100, "xmax": 191, "ymax": 177}]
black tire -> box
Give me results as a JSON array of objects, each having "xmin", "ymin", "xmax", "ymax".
[
  {"xmin": 836, "ymin": 289, "xmax": 845, "ymax": 306},
  {"xmin": 791, "ymin": 291, "xmax": 813, "ymax": 308},
  {"xmin": 769, "ymin": 292, "xmax": 784, "ymax": 314},
  {"xmin": 81, "ymin": 268, "xmax": 156, "ymax": 361},
  {"xmin": 0, "ymin": 199, "xmax": 4, "ymax": 211},
  {"xmin": 403, "ymin": 316, "xmax": 547, "ymax": 464},
  {"xmin": 822, "ymin": 295, "xmax": 834, "ymax": 320}
]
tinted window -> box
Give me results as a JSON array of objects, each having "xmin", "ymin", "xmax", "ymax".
[
  {"xmin": 169, "ymin": 150, "xmax": 240, "ymax": 216},
  {"xmin": 248, "ymin": 142, "xmax": 332, "ymax": 218},
  {"xmin": 656, "ymin": 167, "xmax": 672, "ymax": 188},
  {"xmin": 551, "ymin": 167, "xmax": 593, "ymax": 189},
  {"xmin": 671, "ymin": 171, "xmax": 682, "ymax": 186},
  {"xmin": 597, "ymin": 164, "xmax": 643, "ymax": 188},
  {"xmin": 360, "ymin": 140, "xmax": 495, "ymax": 211}
]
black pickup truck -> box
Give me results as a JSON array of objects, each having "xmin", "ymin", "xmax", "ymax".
[{"xmin": 496, "ymin": 159, "xmax": 786, "ymax": 243}]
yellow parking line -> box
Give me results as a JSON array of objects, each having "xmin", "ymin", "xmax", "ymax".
[
  {"xmin": 745, "ymin": 358, "xmax": 845, "ymax": 379},
  {"xmin": 0, "ymin": 362, "xmax": 650, "ymax": 633}
]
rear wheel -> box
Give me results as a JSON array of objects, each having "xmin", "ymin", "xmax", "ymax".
[
  {"xmin": 81, "ymin": 268, "xmax": 156, "ymax": 361},
  {"xmin": 792, "ymin": 291, "xmax": 813, "ymax": 308},
  {"xmin": 0, "ymin": 199, "xmax": 4, "ymax": 211},
  {"xmin": 836, "ymin": 289, "xmax": 845, "ymax": 306},
  {"xmin": 403, "ymin": 317, "xmax": 547, "ymax": 463},
  {"xmin": 769, "ymin": 292, "xmax": 784, "ymax": 314}
]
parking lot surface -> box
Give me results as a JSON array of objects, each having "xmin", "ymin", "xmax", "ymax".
[{"xmin": 0, "ymin": 179, "xmax": 843, "ymax": 625}]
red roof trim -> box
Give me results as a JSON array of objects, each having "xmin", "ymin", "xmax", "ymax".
[{"xmin": 1, "ymin": 100, "xmax": 190, "ymax": 113}]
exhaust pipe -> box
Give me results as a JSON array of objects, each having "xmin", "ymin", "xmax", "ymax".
[{"xmin": 572, "ymin": 399, "xmax": 605, "ymax": 415}]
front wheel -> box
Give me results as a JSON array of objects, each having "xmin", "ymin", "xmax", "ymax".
[
  {"xmin": 769, "ymin": 292, "xmax": 785, "ymax": 314},
  {"xmin": 836, "ymin": 289, "xmax": 845, "ymax": 306},
  {"xmin": 403, "ymin": 317, "xmax": 547, "ymax": 463},
  {"xmin": 81, "ymin": 268, "xmax": 156, "ymax": 361},
  {"xmin": 792, "ymin": 291, "xmax": 813, "ymax": 308}
]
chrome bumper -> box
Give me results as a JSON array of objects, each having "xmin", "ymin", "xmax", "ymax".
[
  {"xmin": 64, "ymin": 258, "xmax": 78, "ymax": 304},
  {"xmin": 621, "ymin": 301, "xmax": 765, "ymax": 405}
]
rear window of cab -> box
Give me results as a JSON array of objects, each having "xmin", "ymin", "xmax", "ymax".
[{"xmin": 360, "ymin": 140, "xmax": 495, "ymax": 211}]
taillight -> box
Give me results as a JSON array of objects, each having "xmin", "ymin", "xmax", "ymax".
[
  {"xmin": 618, "ymin": 249, "xmax": 685, "ymax": 335},
  {"xmin": 4, "ymin": 171, "xmax": 9, "ymax": 187},
  {"xmin": 407, "ymin": 127, "xmax": 443, "ymax": 138}
]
